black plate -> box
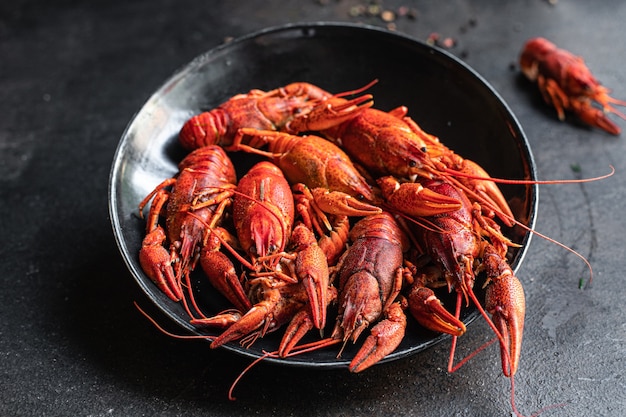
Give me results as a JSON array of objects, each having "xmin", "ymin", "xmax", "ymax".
[{"xmin": 108, "ymin": 22, "xmax": 538, "ymax": 369}]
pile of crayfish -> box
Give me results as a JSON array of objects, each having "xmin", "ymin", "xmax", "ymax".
[{"xmin": 138, "ymin": 81, "xmax": 529, "ymax": 381}]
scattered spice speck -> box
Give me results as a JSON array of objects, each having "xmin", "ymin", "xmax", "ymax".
[
  {"xmin": 367, "ymin": 4, "xmax": 381, "ymax": 16},
  {"xmin": 426, "ymin": 32, "xmax": 440, "ymax": 46},
  {"xmin": 344, "ymin": 1, "xmax": 418, "ymax": 25},
  {"xmin": 570, "ymin": 163, "xmax": 582, "ymax": 173},
  {"xmin": 441, "ymin": 37, "xmax": 456, "ymax": 48},
  {"xmin": 426, "ymin": 32, "xmax": 456, "ymax": 49},
  {"xmin": 349, "ymin": 5, "xmax": 366, "ymax": 17},
  {"xmin": 381, "ymin": 10, "xmax": 395, "ymax": 22}
]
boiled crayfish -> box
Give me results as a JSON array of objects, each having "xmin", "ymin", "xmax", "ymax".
[
  {"xmin": 136, "ymin": 80, "xmax": 608, "ymax": 417},
  {"xmin": 520, "ymin": 37, "xmax": 626, "ymax": 135},
  {"xmin": 138, "ymin": 145, "xmax": 246, "ymax": 309},
  {"xmin": 179, "ymin": 82, "xmax": 373, "ymax": 149}
]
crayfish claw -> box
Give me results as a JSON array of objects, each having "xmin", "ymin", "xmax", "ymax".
[
  {"xmin": 570, "ymin": 100, "xmax": 622, "ymax": 135},
  {"xmin": 200, "ymin": 247, "xmax": 253, "ymax": 313},
  {"xmin": 278, "ymin": 308, "xmax": 315, "ymax": 357},
  {"xmin": 210, "ymin": 298, "xmax": 274, "ymax": 349},
  {"xmin": 291, "ymin": 224, "xmax": 331, "ymax": 330},
  {"xmin": 190, "ymin": 309, "xmax": 242, "ymax": 329},
  {"xmin": 483, "ymin": 245, "xmax": 526, "ymax": 377},
  {"xmin": 407, "ymin": 285, "xmax": 466, "ymax": 336},
  {"xmin": 301, "ymin": 275, "xmax": 327, "ymax": 330},
  {"xmin": 377, "ymin": 176, "xmax": 462, "ymax": 218},
  {"xmin": 139, "ymin": 226, "xmax": 183, "ymax": 302},
  {"xmin": 349, "ymin": 301, "xmax": 407, "ymax": 373},
  {"xmin": 310, "ymin": 188, "xmax": 382, "ymax": 217}
]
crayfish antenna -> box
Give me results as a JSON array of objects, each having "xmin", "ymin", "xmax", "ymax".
[
  {"xmin": 498, "ymin": 212, "xmax": 595, "ymax": 286},
  {"xmin": 228, "ymin": 337, "xmax": 347, "ymax": 400},
  {"xmin": 448, "ymin": 165, "xmax": 616, "ymax": 286},
  {"xmin": 228, "ymin": 350, "xmax": 278, "ymax": 401},
  {"xmin": 443, "ymin": 164, "xmax": 615, "ymax": 185},
  {"xmin": 333, "ymin": 79, "xmax": 379, "ymax": 98},
  {"xmin": 134, "ymin": 302, "xmax": 216, "ymax": 342}
]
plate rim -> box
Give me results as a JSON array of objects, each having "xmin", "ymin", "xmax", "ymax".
[{"xmin": 108, "ymin": 21, "xmax": 538, "ymax": 369}]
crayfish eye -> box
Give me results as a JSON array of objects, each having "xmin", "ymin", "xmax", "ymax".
[
  {"xmin": 421, "ymin": 146, "xmax": 427, "ymax": 153},
  {"xmin": 408, "ymin": 159, "xmax": 417, "ymax": 168}
]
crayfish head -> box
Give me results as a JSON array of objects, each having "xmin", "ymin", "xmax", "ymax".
[
  {"xmin": 245, "ymin": 210, "xmax": 288, "ymax": 259},
  {"xmin": 337, "ymin": 271, "xmax": 383, "ymax": 343},
  {"xmin": 385, "ymin": 134, "xmax": 435, "ymax": 179},
  {"xmin": 519, "ymin": 37, "xmax": 556, "ymax": 81}
]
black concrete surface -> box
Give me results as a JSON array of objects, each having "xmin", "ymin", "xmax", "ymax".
[{"xmin": 2, "ymin": 1, "xmax": 625, "ymax": 416}]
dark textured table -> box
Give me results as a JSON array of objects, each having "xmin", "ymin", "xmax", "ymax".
[{"xmin": 2, "ymin": 1, "xmax": 625, "ymax": 416}]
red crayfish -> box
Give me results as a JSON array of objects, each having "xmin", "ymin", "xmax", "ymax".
[
  {"xmin": 179, "ymin": 82, "xmax": 373, "ymax": 149},
  {"xmin": 520, "ymin": 37, "xmax": 626, "ymax": 135},
  {"xmin": 138, "ymin": 145, "xmax": 246, "ymax": 310}
]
